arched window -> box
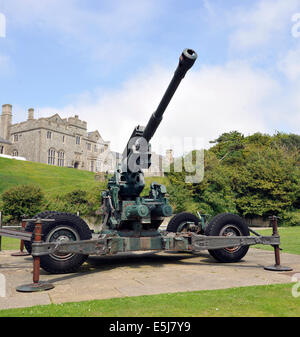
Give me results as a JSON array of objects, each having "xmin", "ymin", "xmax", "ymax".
[
  {"xmin": 57, "ymin": 151, "xmax": 65, "ymax": 167},
  {"xmin": 12, "ymin": 150, "xmax": 18, "ymax": 157},
  {"xmin": 48, "ymin": 148, "xmax": 56, "ymax": 165}
]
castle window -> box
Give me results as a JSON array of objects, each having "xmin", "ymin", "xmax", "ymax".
[
  {"xmin": 14, "ymin": 134, "xmax": 18, "ymax": 142},
  {"xmin": 47, "ymin": 131, "xmax": 52, "ymax": 139},
  {"xmin": 12, "ymin": 150, "xmax": 18, "ymax": 157},
  {"xmin": 94, "ymin": 145, "xmax": 97, "ymax": 152},
  {"xmin": 62, "ymin": 136, "xmax": 65, "ymax": 143},
  {"xmin": 76, "ymin": 136, "xmax": 80, "ymax": 145},
  {"xmin": 87, "ymin": 143, "xmax": 91, "ymax": 151},
  {"xmin": 57, "ymin": 151, "xmax": 65, "ymax": 167},
  {"xmin": 90, "ymin": 160, "xmax": 94, "ymax": 172},
  {"xmin": 0, "ymin": 146, "xmax": 3, "ymax": 154},
  {"xmin": 48, "ymin": 148, "xmax": 56, "ymax": 165}
]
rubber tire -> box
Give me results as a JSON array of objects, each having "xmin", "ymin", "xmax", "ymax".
[
  {"xmin": 24, "ymin": 211, "xmax": 57, "ymax": 254},
  {"xmin": 24, "ymin": 211, "xmax": 92, "ymax": 274},
  {"xmin": 167, "ymin": 212, "xmax": 200, "ymax": 232},
  {"xmin": 204, "ymin": 213, "xmax": 249, "ymax": 263}
]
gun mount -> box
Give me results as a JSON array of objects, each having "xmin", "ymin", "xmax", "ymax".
[
  {"xmin": 9, "ymin": 48, "xmax": 291, "ymax": 280},
  {"xmin": 101, "ymin": 49, "xmax": 197, "ymax": 231}
]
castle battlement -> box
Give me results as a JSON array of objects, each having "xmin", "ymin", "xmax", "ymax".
[{"xmin": 67, "ymin": 115, "xmax": 87, "ymax": 129}]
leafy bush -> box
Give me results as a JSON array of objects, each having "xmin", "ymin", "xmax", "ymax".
[
  {"xmin": 168, "ymin": 183, "xmax": 198, "ymax": 214},
  {"xmin": 65, "ymin": 190, "xmax": 88, "ymax": 205},
  {"xmin": 1, "ymin": 185, "xmax": 44, "ymax": 223},
  {"xmin": 281, "ymin": 211, "xmax": 300, "ymax": 227},
  {"xmin": 43, "ymin": 186, "xmax": 104, "ymax": 218}
]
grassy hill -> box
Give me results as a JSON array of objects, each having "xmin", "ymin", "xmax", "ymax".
[
  {"xmin": 0, "ymin": 157, "xmax": 99, "ymax": 196},
  {"xmin": 0, "ymin": 157, "xmax": 169, "ymax": 197},
  {"xmin": 0, "ymin": 156, "xmax": 170, "ymax": 225}
]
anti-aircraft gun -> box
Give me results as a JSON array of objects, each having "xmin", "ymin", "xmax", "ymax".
[
  {"xmin": 100, "ymin": 48, "xmax": 197, "ymax": 233},
  {"xmin": 18, "ymin": 48, "xmax": 288, "ymax": 279}
]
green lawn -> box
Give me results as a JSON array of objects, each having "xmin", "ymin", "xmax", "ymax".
[
  {"xmin": 0, "ymin": 236, "xmax": 20, "ymax": 250},
  {"xmin": 0, "ymin": 283, "xmax": 298, "ymax": 317},
  {"xmin": 254, "ymin": 227, "xmax": 300, "ymax": 255},
  {"xmin": 0, "ymin": 157, "xmax": 169, "ymax": 197}
]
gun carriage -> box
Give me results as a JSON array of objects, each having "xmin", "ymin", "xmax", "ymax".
[{"xmin": 0, "ymin": 49, "xmax": 291, "ymax": 292}]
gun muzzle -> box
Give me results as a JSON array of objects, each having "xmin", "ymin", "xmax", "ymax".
[
  {"xmin": 175, "ymin": 49, "xmax": 198, "ymax": 79},
  {"xmin": 142, "ymin": 48, "xmax": 197, "ymax": 142}
]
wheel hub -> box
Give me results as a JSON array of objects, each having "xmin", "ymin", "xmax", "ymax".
[
  {"xmin": 220, "ymin": 224, "xmax": 242, "ymax": 253},
  {"xmin": 47, "ymin": 226, "xmax": 79, "ymax": 261}
]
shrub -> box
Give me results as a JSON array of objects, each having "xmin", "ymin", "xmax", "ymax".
[
  {"xmin": 43, "ymin": 186, "xmax": 104, "ymax": 218},
  {"xmin": 281, "ymin": 211, "xmax": 300, "ymax": 226},
  {"xmin": 65, "ymin": 190, "xmax": 88, "ymax": 205},
  {"xmin": 1, "ymin": 184, "xmax": 44, "ymax": 223},
  {"xmin": 168, "ymin": 183, "xmax": 199, "ymax": 214}
]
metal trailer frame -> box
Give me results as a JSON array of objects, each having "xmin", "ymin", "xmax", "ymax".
[
  {"xmin": 0, "ymin": 215, "xmax": 293, "ymax": 292},
  {"xmin": 30, "ymin": 228, "xmax": 279, "ymax": 256}
]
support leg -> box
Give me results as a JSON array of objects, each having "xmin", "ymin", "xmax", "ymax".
[
  {"xmin": 264, "ymin": 216, "xmax": 293, "ymax": 272},
  {"xmin": 16, "ymin": 218, "xmax": 55, "ymax": 292}
]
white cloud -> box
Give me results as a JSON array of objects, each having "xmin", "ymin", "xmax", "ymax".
[
  {"xmin": 272, "ymin": 74, "xmax": 300, "ymax": 129},
  {"xmin": 229, "ymin": 0, "xmax": 300, "ymax": 50},
  {"xmin": 278, "ymin": 45, "xmax": 300, "ymax": 80},
  {"xmin": 33, "ymin": 60, "xmax": 284, "ymax": 156}
]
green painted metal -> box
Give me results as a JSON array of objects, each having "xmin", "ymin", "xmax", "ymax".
[
  {"xmin": 100, "ymin": 49, "xmax": 198, "ymax": 234},
  {"xmin": 30, "ymin": 231, "xmax": 282, "ymax": 257}
]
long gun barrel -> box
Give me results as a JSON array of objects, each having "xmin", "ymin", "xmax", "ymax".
[
  {"xmin": 121, "ymin": 48, "xmax": 197, "ymax": 174},
  {"xmin": 106, "ymin": 48, "xmax": 198, "ymax": 218},
  {"xmin": 142, "ymin": 48, "xmax": 197, "ymax": 142}
]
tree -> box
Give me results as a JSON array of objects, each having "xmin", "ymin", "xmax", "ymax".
[
  {"xmin": 232, "ymin": 144, "xmax": 299, "ymax": 218},
  {"xmin": 209, "ymin": 131, "xmax": 245, "ymax": 163},
  {"xmin": 165, "ymin": 131, "xmax": 300, "ymax": 224}
]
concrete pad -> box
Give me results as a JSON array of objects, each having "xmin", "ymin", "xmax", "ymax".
[{"xmin": 0, "ymin": 248, "xmax": 299, "ymax": 309}]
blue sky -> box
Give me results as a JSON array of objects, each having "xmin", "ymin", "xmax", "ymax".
[{"xmin": 0, "ymin": 0, "xmax": 300, "ymax": 154}]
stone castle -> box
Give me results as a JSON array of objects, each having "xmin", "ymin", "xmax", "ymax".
[{"xmin": 0, "ymin": 104, "xmax": 173, "ymax": 176}]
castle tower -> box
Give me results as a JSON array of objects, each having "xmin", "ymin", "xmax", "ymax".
[
  {"xmin": 166, "ymin": 149, "xmax": 174, "ymax": 164},
  {"xmin": 28, "ymin": 108, "xmax": 34, "ymax": 120},
  {"xmin": 0, "ymin": 104, "xmax": 12, "ymax": 140}
]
